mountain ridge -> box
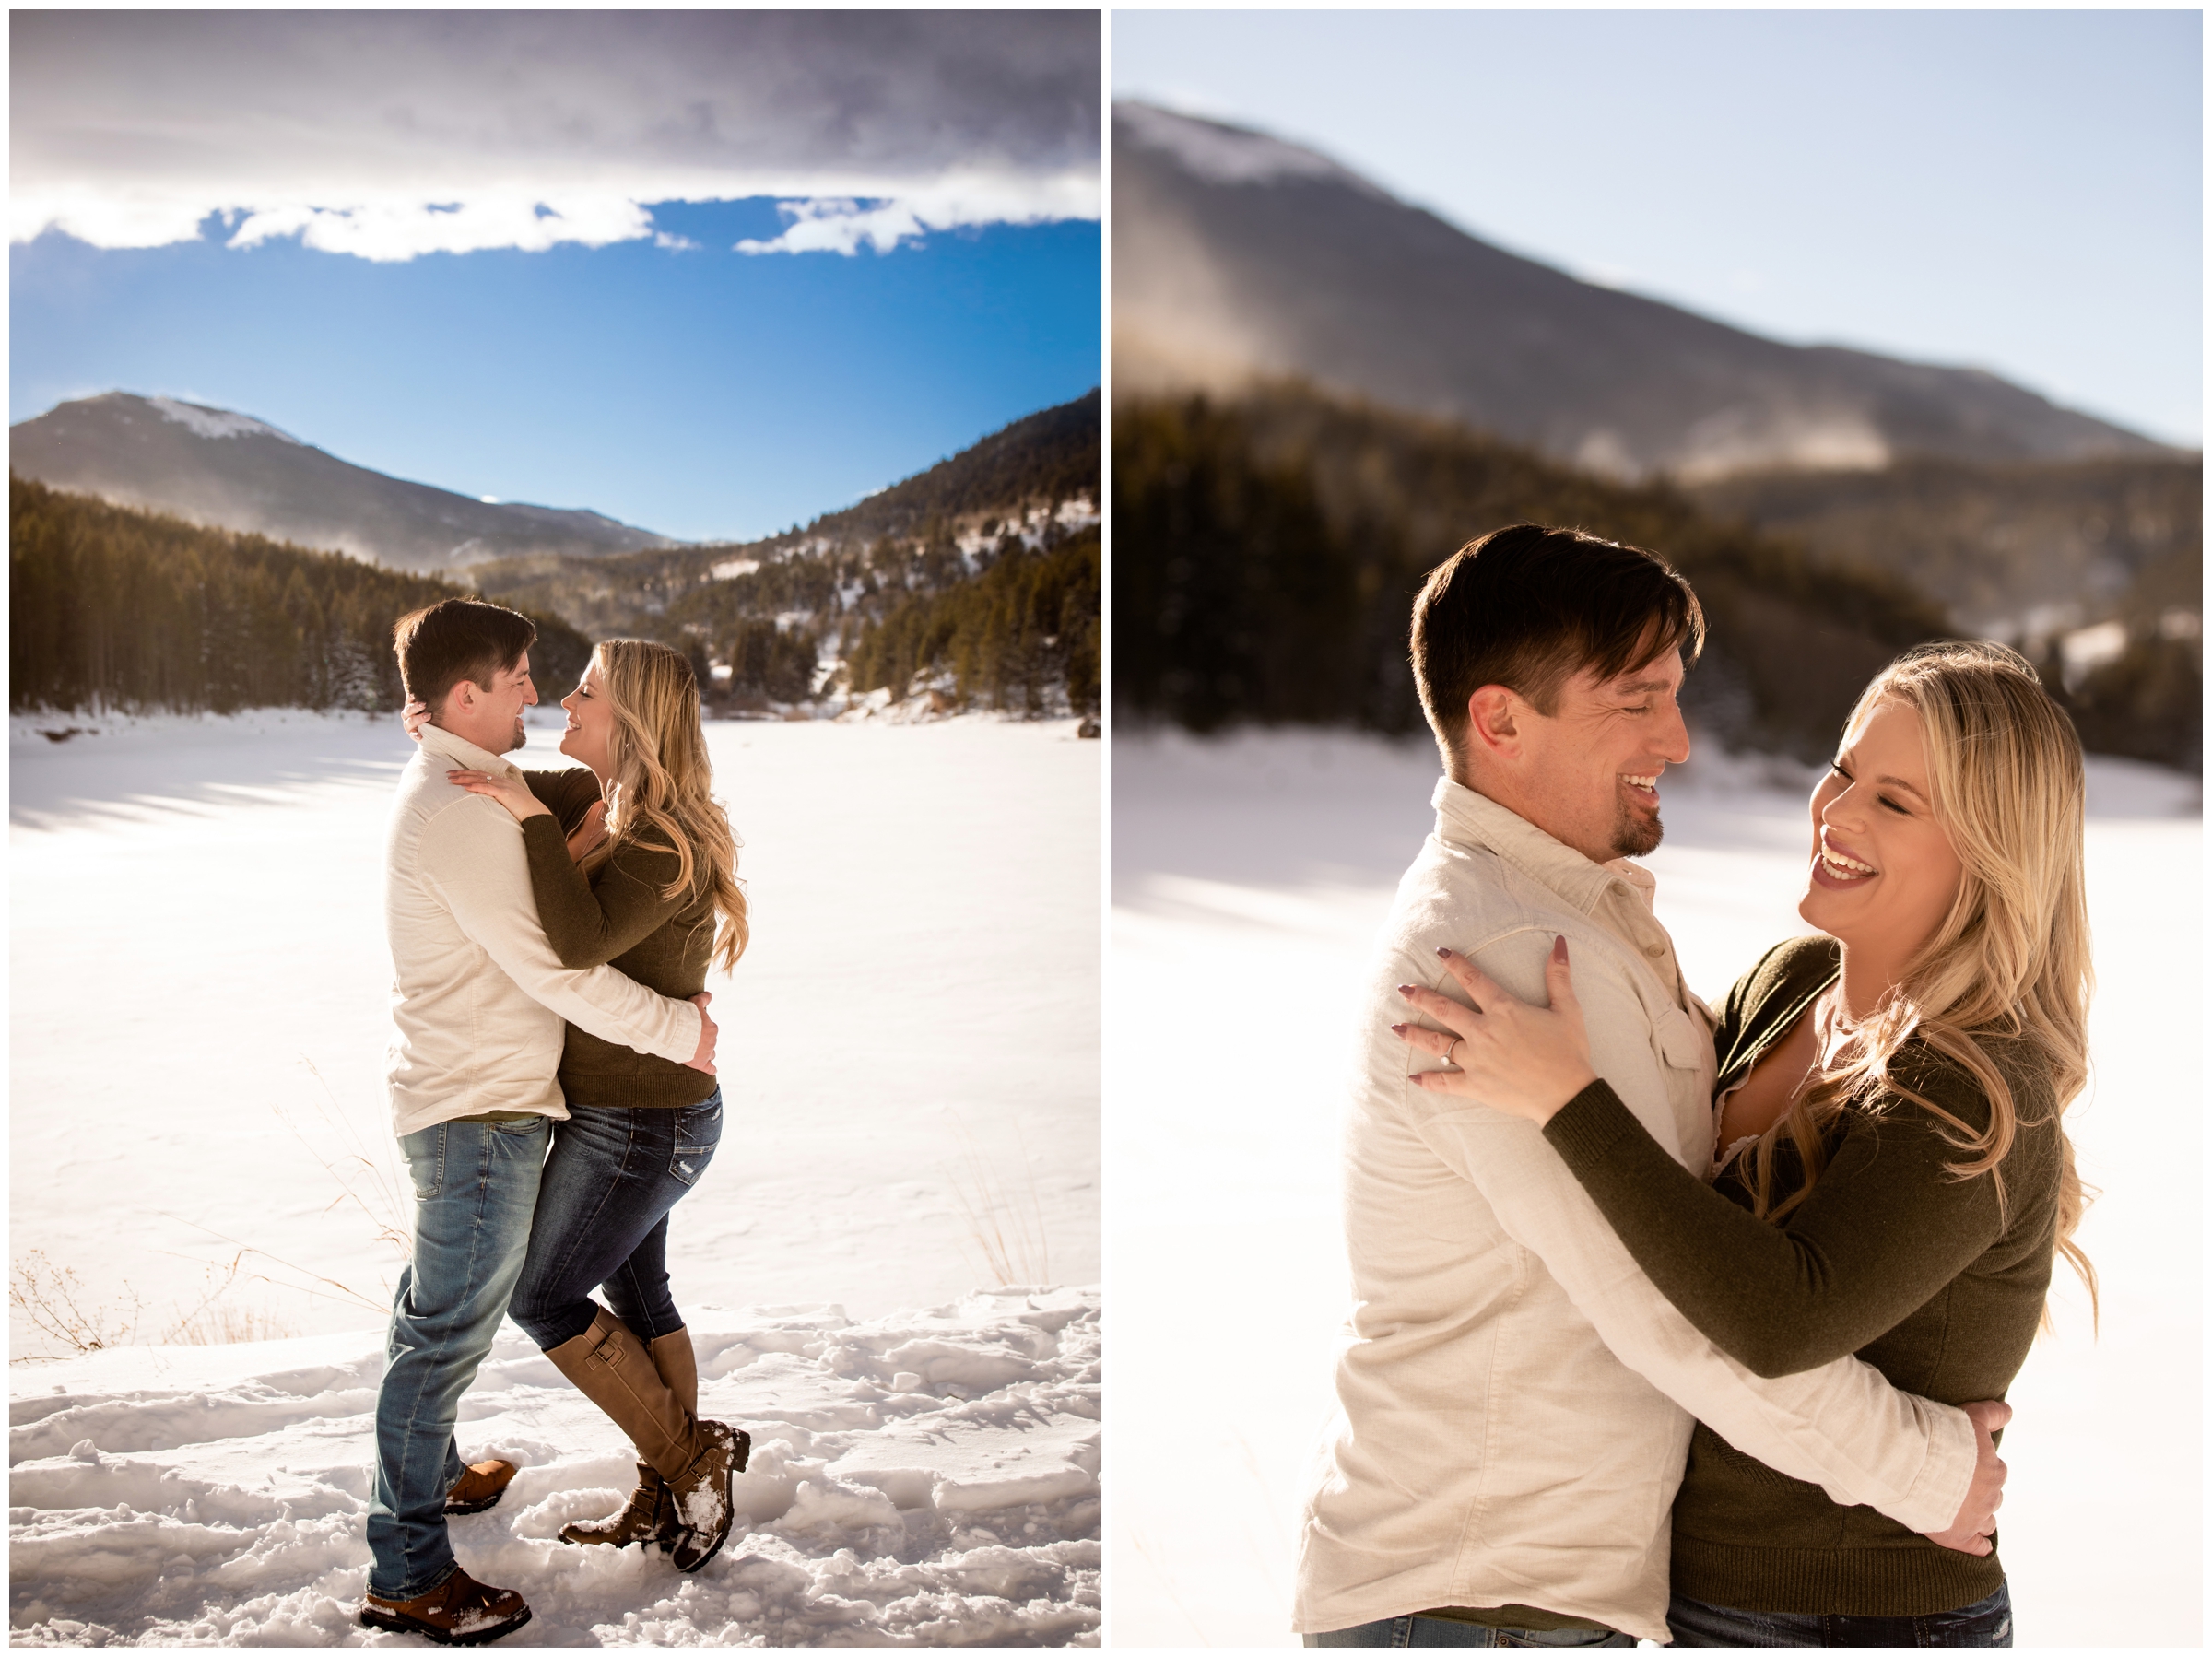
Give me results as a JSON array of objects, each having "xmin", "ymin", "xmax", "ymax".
[
  {"xmin": 462, "ymin": 390, "xmax": 1101, "ymax": 713},
  {"xmin": 9, "ymin": 392, "xmax": 684, "ymax": 573},
  {"xmin": 10, "ymin": 388, "xmax": 1102, "ymax": 720},
  {"xmin": 1112, "ymin": 101, "xmax": 2179, "ymax": 483}
]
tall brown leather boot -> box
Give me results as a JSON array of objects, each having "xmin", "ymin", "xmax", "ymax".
[
  {"xmin": 648, "ymin": 1326, "xmax": 748, "ymax": 1572},
  {"xmin": 649, "ymin": 1327, "xmax": 699, "ymax": 1416},
  {"xmin": 558, "ymin": 1326, "xmax": 697, "ymax": 1550},
  {"xmin": 543, "ymin": 1310, "xmax": 742, "ymax": 1572}
]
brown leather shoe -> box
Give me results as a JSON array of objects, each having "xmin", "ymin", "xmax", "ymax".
[
  {"xmin": 444, "ymin": 1459, "xmax": 519, "ymax": 1516},
  {"xmin": 558, "ymin": 1459, "xmax": 674, "ymax": 1548},
  {"xmin": 358, "ymin": 1567, "xmax": 531, "ymax": 1646}
]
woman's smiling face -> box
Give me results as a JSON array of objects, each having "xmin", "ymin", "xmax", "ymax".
[
  {"xmin": 559, "ymin": 661, "xmax": 618, "ymax": 777},
  {"xmin": 1798, "ymin": 698, "xmax": 1965, "ymax": 975}
]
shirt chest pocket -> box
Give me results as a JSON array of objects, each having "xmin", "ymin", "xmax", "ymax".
[
  {"xmin": 1654, "ymin": 1004, "xmax": 1708, "ymax": 1072},
  {"xmin": 1634, "ymin": 989, "xmax": 1716, "ymax": 1168}
]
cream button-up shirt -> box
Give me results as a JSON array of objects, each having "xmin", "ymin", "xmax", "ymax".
[
  {"xmin": 382, "ymin": 723, "xmax": 703, "ymax": 1137},
  {"xmin": 1293, "ymin": 780, "xmax": 1975, "ymax": 1642}
]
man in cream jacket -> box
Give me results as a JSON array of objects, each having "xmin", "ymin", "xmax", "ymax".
[
  {"xmin": 359, "ymin": 600, "xmax": 715, "ymax": 1646},
  {"xmin": 1295, "ymin": 526, "xmax": 2007, "ymax": 1647}
]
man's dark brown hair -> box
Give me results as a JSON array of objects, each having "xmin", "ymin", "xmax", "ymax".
[
  {"xmin": 1411, "ymin": 523, "xmax": 1704, "ymax": 773},
  {"xmin": 392, "ymin": 599, "xmax": 538, "ymax": 711}
]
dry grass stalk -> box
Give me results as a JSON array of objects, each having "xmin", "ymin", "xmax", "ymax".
[
  {"xmin": 282, "ymin": 1059, "xmax": 413, "ymax": 1263},
  {"xmin": 9, "ymin": 1250, "xmax": 148, "ymax": 1355},
  {"xmin": 945, "ymin": 1115, "xmax": 1051, "ymax": 1287},
  {"xmin": 11, "ymin": 1066, "xmax": 406, "ymax": 1358},
  {"xmin": 146, "ymin": 1060, "xmax": 417, "ymax": 1322},
  {"xmin": 162, "ymin": 1257, "xmax": 300, "ymax": 1346}
]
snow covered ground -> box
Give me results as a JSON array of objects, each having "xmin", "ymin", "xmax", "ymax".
[
  {"xmin": 1109, "ymin": 727, "xmax": 2200, "ymax": 1649},
  {"xmin": 11, "ymin": 1293, "xmax": 1099, "ymax": 1647},
  {"xmin": 10, "ymin": 707, "xmax": 1100, "ymax": 1645}
]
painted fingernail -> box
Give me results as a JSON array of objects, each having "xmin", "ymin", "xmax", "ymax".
[
  {"xmin": 1435, "ymin": 946, "xmax": 1453, "ymax": 958},
  {"xmin": 1389, "ymin": 1022, "xmax": 1408, "ymax": 1035},
  {"xmin": 1396, "ymin": 984, "xmax": 1417, "ymax": 996}
]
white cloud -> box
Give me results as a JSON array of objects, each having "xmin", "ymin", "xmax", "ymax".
[
  {"xmin": 223, "ymin": 195, "xmax": 659, "ymax": 264},
  {"xmin": 739, "ymin": 200, "xmax": 928, "ymax": 258},
  {"xmin": 12, "ymin": 12, "xmax": 1100, "ymax": 262},
  {"xmin": 735, "ymin": 171, "xmax": 1105, "ymax": 257}
]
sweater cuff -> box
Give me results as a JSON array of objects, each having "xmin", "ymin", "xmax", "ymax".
[{"xmin": 1542, "ymin": 1079, "xmax": 1642, "ymax": 1175}]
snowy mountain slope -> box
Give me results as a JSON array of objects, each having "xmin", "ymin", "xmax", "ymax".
[
  {"xmin": 9, "ymin": 1292, "xmax": 1100, "ymax": 1646},
  {"xmin": 464, "ymin": 392, "xmax": 1102, "ymax": 714},
  {"xmin": 9, "ymin": 393, "xmax": 682, "ymax": 574},
  {"xmin": 468, "ymin": 394, "xmax": 1100, "ymax": 639}
]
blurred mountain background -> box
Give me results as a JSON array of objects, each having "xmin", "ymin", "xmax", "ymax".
[
  {"xmin": 1111, "ymin": 103, "xmax": 2200, "ymax": 770},
  {"xmin": 11, "ymin": 391, "xmax": 1100, "ymax": 724}
]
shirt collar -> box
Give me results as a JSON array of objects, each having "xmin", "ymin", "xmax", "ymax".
[
  {"xmin": 418, "ymin": 721, "xmax": 523, "ymax": 779},
  {"xmin": 1430, "ymin": 777, "xmax": 1657, "ymax": 918}
]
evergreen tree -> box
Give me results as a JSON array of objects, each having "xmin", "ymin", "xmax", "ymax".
[{"xmin": 9, "ymin": 476, "xmax": 587, "ymax": 716}]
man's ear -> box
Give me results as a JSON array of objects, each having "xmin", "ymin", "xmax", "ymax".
[
  {"xmin": 423, "ymin": 680, "xmax": 474, "ymax": 729},
  {"xmin": 1465, "ymin": 684, "xmax": 1524, "ymax": 762}
]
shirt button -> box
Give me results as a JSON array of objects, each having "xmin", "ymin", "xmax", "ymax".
[{"xmin": 1644, "ymin": 943, "xmax": 1665, "ymax": 957}]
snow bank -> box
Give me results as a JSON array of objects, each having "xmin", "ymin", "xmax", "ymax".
[
  {"xmin": 1111, "ymin": 726, "xmax": 2199, "ymax": 1649},
  {"xmin": 9, "ymin": 1289, "xmax": 1100, "ymax": 1646}
]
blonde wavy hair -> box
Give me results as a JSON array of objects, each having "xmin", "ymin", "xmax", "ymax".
[
  {"xmin": 1740, "ymin": 640, "xmax": 2096, "ymax": 1321},
  {"xmin": 581, "ymin": 640, "xmax": 749, "ymax": 972}
]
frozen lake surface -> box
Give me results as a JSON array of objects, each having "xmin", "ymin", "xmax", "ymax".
[
  {"xmin": 1110, "ymin": 726, "xmax": 2199, "ymax": 1649},
  {"xmin": 10, "ymin": 706, "xmax": 1100, "ymax": 1645}
]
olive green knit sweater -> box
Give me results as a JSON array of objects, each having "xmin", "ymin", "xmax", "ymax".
[
  {"xmin": 521, "ymin": 768, "xmax": 718, "ymax": 1111},
  {"xmin": 1541, "ymin": 934, "xmax": 2060, "ymax": 1616}
]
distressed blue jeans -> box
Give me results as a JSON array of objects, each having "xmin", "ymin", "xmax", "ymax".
[
  {"xmin": 1666, "ymin": 1583, "xmax": 2014, "ymax": 1647},
  {"xmin": 365, "ymin": 1114, "xmax": 548, "ymax": 1601},
  {"xmin": 507, "ymin": 1092, "xmax": 724, "ymax": 1350}
]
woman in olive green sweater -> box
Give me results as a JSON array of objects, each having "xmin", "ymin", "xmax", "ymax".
[
  {"xmin": 444, "ymin": 639, "xmax": 755, "ymax": 1576},
  {"xmin": 1394, "ymin": 641, "xmax": 2094, "ymax": 1648}
]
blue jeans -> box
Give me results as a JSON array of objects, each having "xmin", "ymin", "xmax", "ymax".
[
  {"xmin": 508, "ymin": 1093, "xmax": 724, "ymax": 1350},
  {"xmin": 1666, "ymin": 1584, "xmax": 2013, "ymax": 1647},
  {"xmin": 1306, "ymin": 1616, "xmax": 1634, "ymax": 1647},
  {"xmin": 366, "ymin": 1114, "xmax": 549, "ymax": 1600}
]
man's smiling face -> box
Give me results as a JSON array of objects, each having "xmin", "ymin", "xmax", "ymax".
[
  {"xmin": 437, "ymin": 649, "xmax": 537, "ymax": 755},
  {"xmin": 1508, "ymin": 650, "xmax": 1690, "ymax": 864},
  {"xmin": 482, "ymin": 651, "xmax": 537, "ymax": 753}
]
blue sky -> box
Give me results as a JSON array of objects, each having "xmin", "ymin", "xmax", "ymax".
[
  {"xmin": 12, "ymin": 12, "xmax": 1100, "ymax": 544},
  {"xmin": 12, "ymin": 211, "xmax": 1100, "ymax": 543},
  {"xmin": 1113, "ymin": 8, "xmax": 2200, "ymax": 447}
]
